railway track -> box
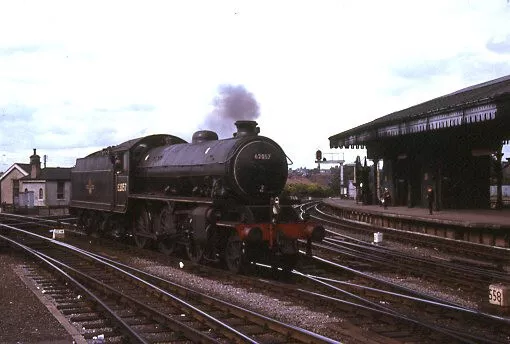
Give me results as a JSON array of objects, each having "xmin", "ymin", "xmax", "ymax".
[
  {"xmin": 306, "ymin": 202, "xmax": 510, "ymax": 277},
  {"xmin": 71, "ymin": 244, "xmax": 510, "ymax": 343},
  {"xmin": 303, "ymin": 201, "xmax": 510, "ymax": 302},
  {"xmin": 0, "ymin": 219, "xmax": 338, "ymax": 343},
  {"xmin": 3, "ymin": 212, "xmax": 510, "ymax": 343},
  {"xmin": 314, "ymin": 233, "xmax": 509, "ymax": 301},
  {"xmin": 291, "ymin": 202, "xmax": 510, "ymax": 343},
  {"xmin": 294, "ymin": 252, "xmax": 510, "ymax": 343},
  {"xmin": 314, "ymin": 202, "xmax": 510, "ymax": 266}
]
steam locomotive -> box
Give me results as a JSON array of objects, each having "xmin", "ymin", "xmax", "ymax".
[{"xmin": 70, "ymin": 120, "xmax": 324, "ymax": 273}]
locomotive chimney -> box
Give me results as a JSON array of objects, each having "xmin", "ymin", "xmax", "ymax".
[{"xmin": 234, "ymin": 120, "xmax": 260, "ymax": 138}]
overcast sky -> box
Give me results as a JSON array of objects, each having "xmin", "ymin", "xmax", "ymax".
[{"xmin": 1, "ymin": 0, "xmax": 510, "ymax": 171}]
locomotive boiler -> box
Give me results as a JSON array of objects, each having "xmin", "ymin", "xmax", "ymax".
[{"xmin": 70, "ymin": 120, "xmax": 324, "ymax": 273}]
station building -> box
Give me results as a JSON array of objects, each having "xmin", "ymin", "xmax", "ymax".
[
  {"xmin": 329, "ymin": 74, "xmax": 510, "ymax": 210},
  {"xmin": 0, "ymin": 149, "xmax": 72, "ymax": 214}
]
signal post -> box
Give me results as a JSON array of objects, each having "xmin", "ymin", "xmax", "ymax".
[{"xmin": 315, "ymin": 150, "xmax": 346, "ymax": 196}]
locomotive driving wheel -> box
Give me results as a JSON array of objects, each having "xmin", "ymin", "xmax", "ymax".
[
  {"xmin": 134, "ymin": 206, "xmax": 152, "ymax": 249},
  {"xmin": 83, "ymin": 211, "xmax": 100, "ymax": 235},
  {"xmin": 77, "ymin": 211, "xmax": 87, "ymax": 230},
  {"xmin": 158, "ymin": 239, "xmax": 176, "ymax": 255},
  {"xmin": 157, "ymin": 203, "xmax": 176, "ymax": 255},
  {"xmin": 186, "ymin": 237, "xmax": 204, "ymax": 263},
  {"xmin": 225, "ymin": 232, "xmax": 244, "ymax": 274}
]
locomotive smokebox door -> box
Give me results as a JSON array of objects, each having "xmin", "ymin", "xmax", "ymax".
[{"xmin": 190, "ymin": 206, "xmax": 215, "ymax": 244}]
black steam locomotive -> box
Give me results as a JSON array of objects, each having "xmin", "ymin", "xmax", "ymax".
[{"xmin": 70, "ymin": 120, "xmax": 324, "ymax": 273}]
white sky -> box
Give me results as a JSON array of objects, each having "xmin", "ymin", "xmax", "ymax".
[{"xmin": 1, "ymin": 0, "xmax": 510, "ymax": 171}]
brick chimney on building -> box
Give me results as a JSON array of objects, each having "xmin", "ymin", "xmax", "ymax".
[{"xmin": 30, "ymin": 148, "xmax": 41, "ymax": 179}]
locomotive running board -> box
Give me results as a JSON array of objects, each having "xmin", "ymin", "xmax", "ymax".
[{"xmin": 128, "ymin": 193, "xmax": 213, "ymax": 204}]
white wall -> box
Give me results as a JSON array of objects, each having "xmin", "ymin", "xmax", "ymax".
[
  {"xmin": 21, "ymin": 181, "xmax": 46, "ymax": 207},
  {"xmin": 490, "ymin": 185, "xmax": 510, "ymax": 198}
]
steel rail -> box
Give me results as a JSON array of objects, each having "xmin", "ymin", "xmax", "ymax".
[
  {"xmin": 0, "ymin": 233, "xmax": 149, "ymax": 343},
  {"xmin": 26, "ymin": 248, "xmax": 225, "ymax": 344},
  {"xmin": 1, "ymin": 221, "xmax": 340, "ymax": 344},
  {"xmin": 69, "ymin": 246, "xmax": 341, "ymax": 344},
  {"xmin": 0, "ymin": 223, "xmax": 256, "ymax": 343},
  {"xmin": 315, "ymin": 202, "xmax": 510, "ymax": 259},
  {"xmin": 294, "ymin": 272, "xmax": 500, "ymax": 344}
]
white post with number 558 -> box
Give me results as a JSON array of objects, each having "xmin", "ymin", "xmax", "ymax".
[{"xmin": 489, "ymin": 284, "xmax": 509, "ymax": 307}]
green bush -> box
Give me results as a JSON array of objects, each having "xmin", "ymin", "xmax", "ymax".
[{"xmin": 282, "ymin": 183, "xmax": 334, "ymax": 199}]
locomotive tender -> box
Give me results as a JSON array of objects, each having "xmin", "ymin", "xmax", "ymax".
[{"xmin": 70, "ymin": 120, "xmax": 324, "ymax": 273}]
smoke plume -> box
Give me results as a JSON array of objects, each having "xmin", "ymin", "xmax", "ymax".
[{"xmin": 202, "ymin": 84, "xmax": 260, "ymax": 137}]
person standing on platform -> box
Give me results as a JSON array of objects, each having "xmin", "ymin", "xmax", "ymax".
[
  {"xmin": 426, "ymin": 185, "xmax": 434, "ymax": 215},
  {"xmin": 383, "ymin": 188, "xmax": 391, "ymax": 209}
]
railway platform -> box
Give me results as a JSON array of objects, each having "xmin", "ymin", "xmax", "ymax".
[
  {"xmin": 0, "ymin": 250, "xmax": 86, "ymax": 344},
  {"xmin": 321, "ymin": 198, "xmax": 510, "ymax": 247}
]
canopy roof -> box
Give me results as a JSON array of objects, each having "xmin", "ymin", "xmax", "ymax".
[{"xmin": 329, "ymin": 74, "xmax": 510, "ymax": 148}]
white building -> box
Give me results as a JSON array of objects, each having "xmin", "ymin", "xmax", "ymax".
[{"xmin": 0, "ymin": 149, "xmax": 71, "ymax": 213}]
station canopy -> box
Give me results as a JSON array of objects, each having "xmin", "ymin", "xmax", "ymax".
[{"xmin": 329, "ymin": 74, "xmax": 510, "ymax": 150}]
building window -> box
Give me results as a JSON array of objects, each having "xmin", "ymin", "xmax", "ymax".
[
  {"xmin": 57, "ymin": 181, "xmax": 65, "ymax": 200},
  {"xmin": 24, "ymin": 188, "xmax": 28, "ymax": 193},
  {"xmin": 39, "ymin": 188, "xmax": 44, "ymax": 200}
]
